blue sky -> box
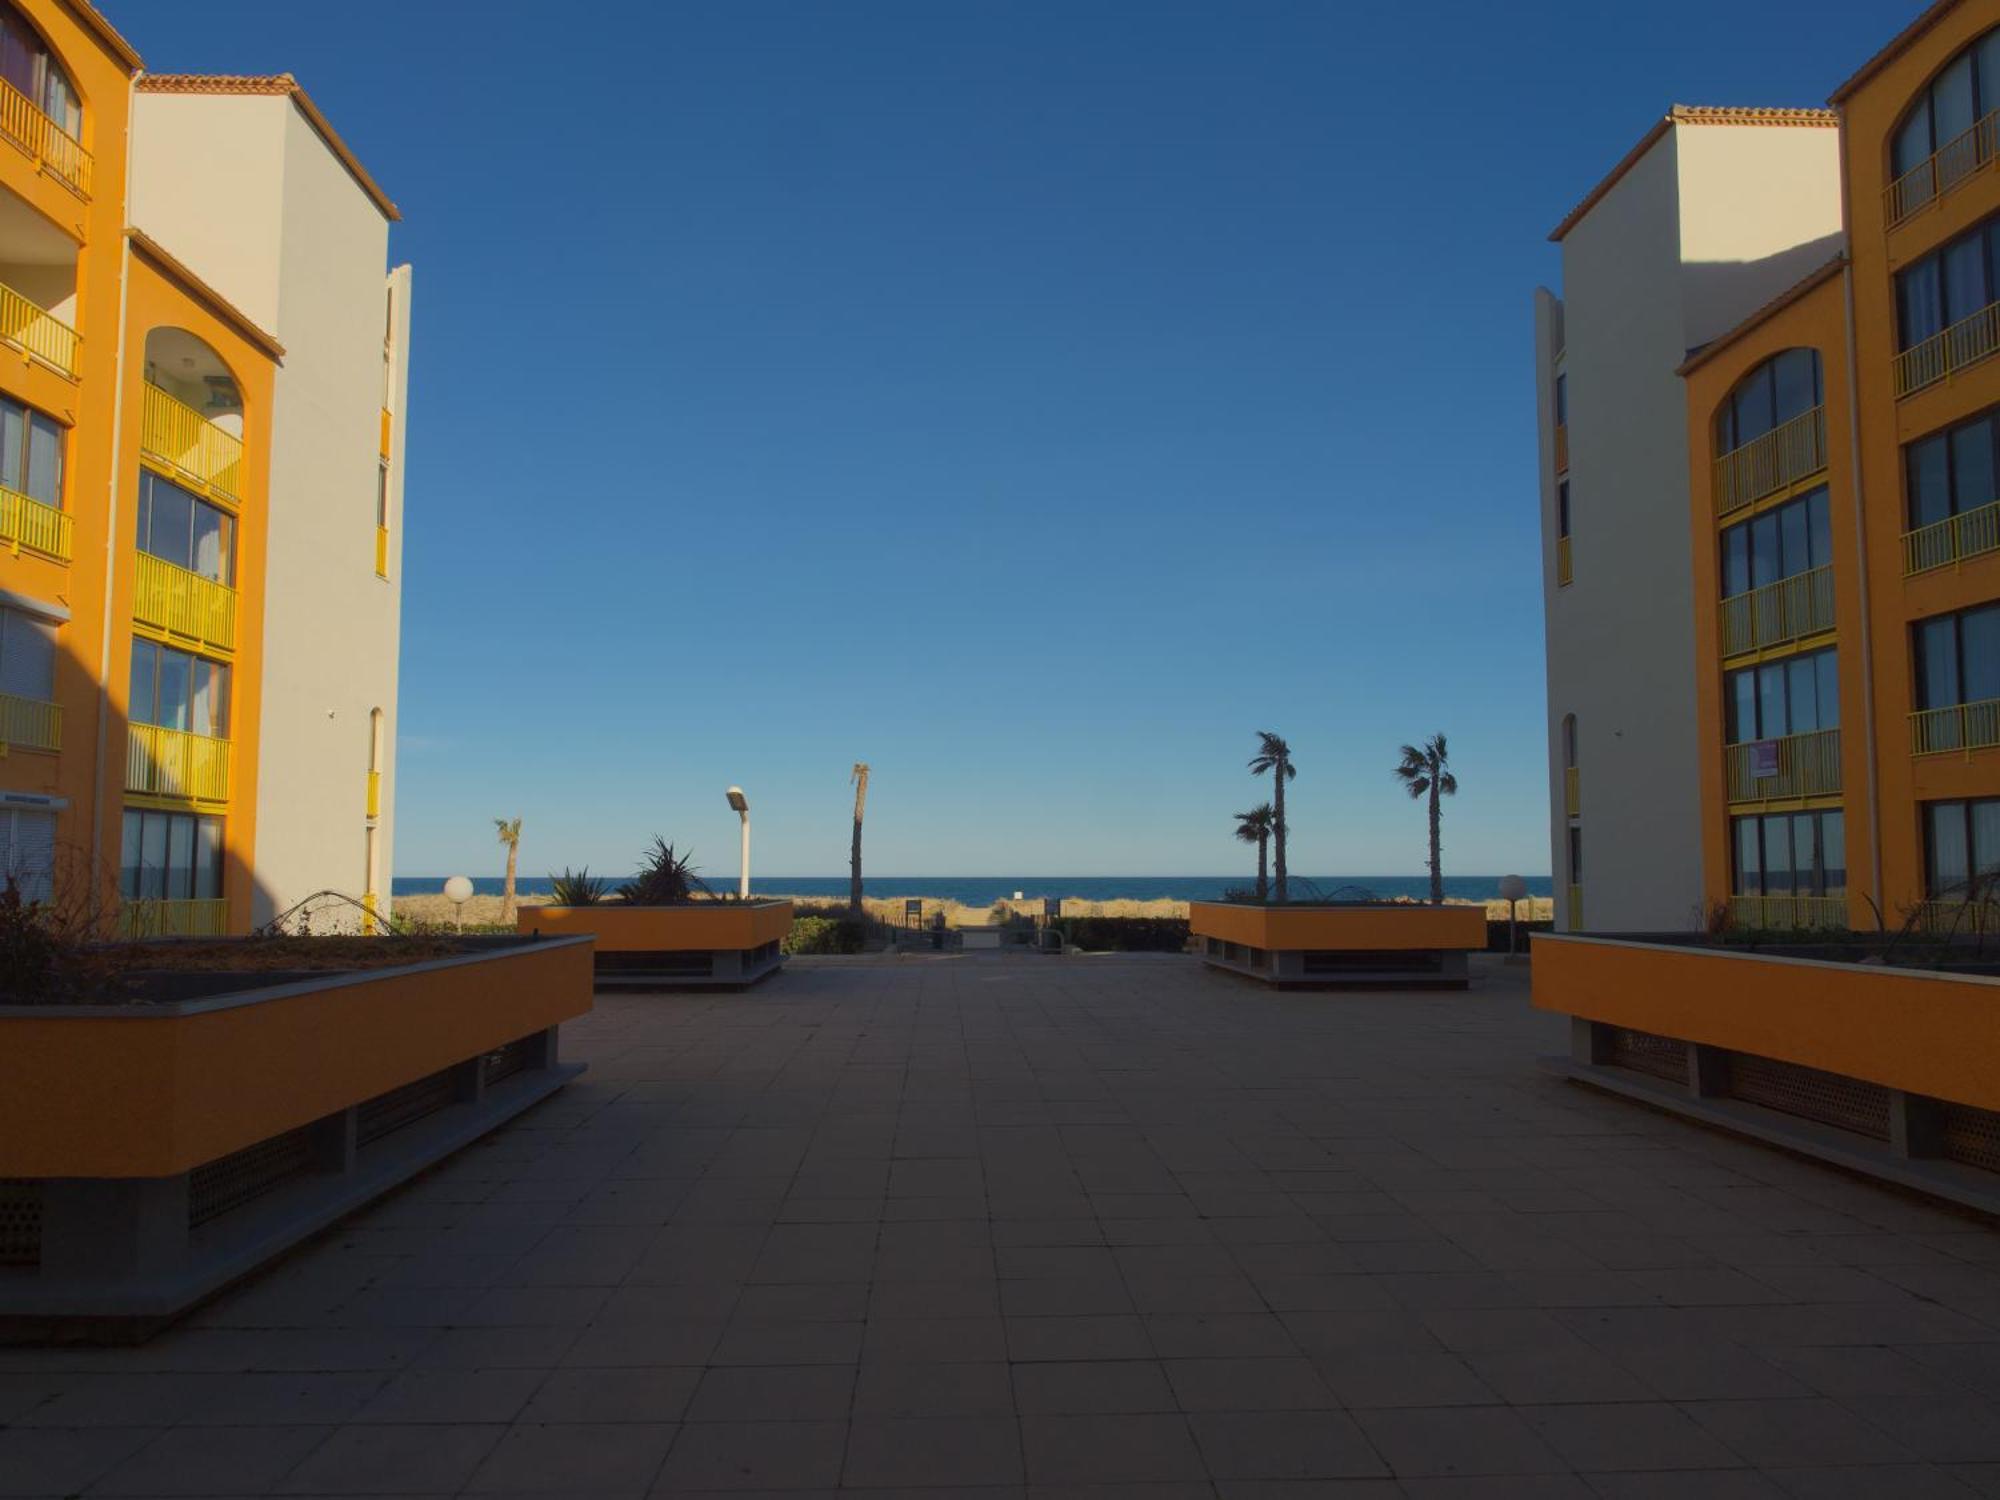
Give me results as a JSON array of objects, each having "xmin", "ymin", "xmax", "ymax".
[{"xmin": 120, "ymin": 0, "xmax": 1897, "ymax": 882}]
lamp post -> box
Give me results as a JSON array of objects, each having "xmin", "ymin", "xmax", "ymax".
[
  {"xmin": 726, "ymin": 786, "xmax": 750, "ymax": 900},
  {"xmin": 443, "ymin": 874, "xmax": 474, "ymax": 933}
]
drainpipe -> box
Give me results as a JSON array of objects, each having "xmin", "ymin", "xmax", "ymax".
[
  {"xmin": 1837, "ymin": 112, "xmax": 1884, "ymax": 921},
  {"xmin": 90, "ymin": 77, "xmax": 138, "ymax": 912}
]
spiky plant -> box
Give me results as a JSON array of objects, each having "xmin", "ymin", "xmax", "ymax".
[
  {"xmin": 549, "ymin": 867, "xmax": 608, "ymax": 906},
  {"xmin": 617, "ymin": 838, "xmax": 711, "ymax": 907}
]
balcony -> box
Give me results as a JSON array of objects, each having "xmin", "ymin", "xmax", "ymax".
[
  {"xmin": 1894, "ymin": 301, "xmax": 2000, "ymax": 398},
  {"xmin": 141, "ymin": 382, "xmax": 243, "ymax": 505},
  {"xmin": 375, "ymin": 524, "xmax": 389, "ymax": 579},
  {"xmin": 0, "ymin": 691, "xmax": 57, "ymax": 751},
  {"xmin": 0, "ymin": 280, "xmax": 75, "ymax": 379},
  {"xmin": 1566, "ymin": 883, "xmax": 1581, "ymax": 930},
  {"xmin": 1727, "ymin": 893, "xmax": 1847, "ymax": 931},
  {"xmin": 133, "ymin": 552, "xmax": 236, "ymax": 654},
  {"xmin": 0, "ymin": 482, "xmax": 69, "ymax": 563},
  {"xmin": 1563, "ymin": 765, "xmax": 1579, "ymax": 818},
  {"xmin": 1713, "ymin": 406, "xmax": 1827, "ymax": 517},
  {"xmin": 116, "ymin": 898, "xmax": 227, "ymax": 939},
  {"xmin": 1553, "ymin": 422, "xmax": 1568, "ymax": 474},
  {"xmin": 1556, "ymin": 534, "xmax": 1572, "ymax": 586},
  {"xmin": 1724, "ymin": 727, "xmax": 1841, "ymax": 804},
  {"xmin": 126, "ymin": 723, "xmax": 230, "ymax": 804},
  {"xmin": 1886, "ymin": 111, "xmax": 1999, "ymax": 228},
  {"xmin": 0, "ymin": 76, "xmax": 90, "ymax": 200},
  {"xmin": 1911, "ymin": 697, "xmax": 2000, "ymax": 756},
  {"xmin": 1719, "ymin": 564, "xmax": 1835, "ymax": 657},
  {"xmin": 1903, "ymin": 499, "xmax": 2000, "ymax": 575},
  {"xmin": 1913, "ymin": 898, "xmax": 2000, "ymax": 935},
  {"xmin": 367, "ymin": 769, "xmax": 381, "ymax": 819}
]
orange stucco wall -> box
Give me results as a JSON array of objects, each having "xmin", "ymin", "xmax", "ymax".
[
  {"xmin": 518, "ymin": 900, "xmax": 796, "ymax": 951},
  {"xmin": 1533, "ymin": 933, "xmax": 2000, "ymax": 1113},
  {"xmin": 1188, "ymin": 901, "xmax": 1486, "ymax": 952},
  {"xmin": 0, "ymin": 938, "xmax": 594, "ymax": 1178}
]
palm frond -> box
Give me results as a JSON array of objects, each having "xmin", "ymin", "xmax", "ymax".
[
  {"xmin": 1402, "ymin": 775, "xmax": 1430, "ymax": 799},
  {"xmin": 1437, "ymin": 771, "xmax": 1459, "ymax": 796}
]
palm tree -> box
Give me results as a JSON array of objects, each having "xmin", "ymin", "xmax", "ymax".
[
  {"xmin": 494, "ymin": 817, "xmax": 522, "ymax": 924},
  {"xmin": 1393, "ymin": 735, "xmax": 1458, "ymax": 904},
  {"xmin": 1234, "ymin": 803, "xmax": 1275, "ymax": 902},
  {"xmin": 849, "ymin": 763, "xmax": 870, "ymax": 915},
  {"xmin": 1248, "ymin": 732, "xmax": 1296, "ymax": 903}
]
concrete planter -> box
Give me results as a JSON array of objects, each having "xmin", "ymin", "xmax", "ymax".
[
  {"xmin": 1187, "ymin": 901, "xmax": 1486, "ymax": 988},
  {"xmin": 517, "ymin": 899, "xmax": 792, "ymax": 987},
  {"xmin": 1535, "ymin": 933, "xmax": 2000, "ymax": 1213},
  {"xmin": 0, "ymin": 935, "xmax": 595, "ymax": 1333}
]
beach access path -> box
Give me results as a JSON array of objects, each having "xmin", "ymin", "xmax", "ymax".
[{"xmin": 4, "ymin": 952, "xmax": 1998, "ymax": 1495}]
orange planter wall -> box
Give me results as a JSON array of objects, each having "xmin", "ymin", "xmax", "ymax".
[
  {"xmin": 1188, "ymin": 902, "xmax": 1487, "ymax": 952},
  {"xmin": 518, "ymin": 901, "xmax": 794, "ymax": 951},
  {"xmin": 1533, "ymin": 934, "xmax": 2000, "ymax": 1113},
  {"xmin": 0, "ymin": 938, "xmax": 594, "ymax": 1178}
]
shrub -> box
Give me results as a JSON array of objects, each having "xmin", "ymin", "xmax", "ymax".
[
  {"xmin": 1057, "ymin": 917, "xmax": 1190, "ymax": 952},
  {"xmin": 618, "ymin": 838, "xmax": 711, "ymax": 906},
  {"xmin": 783, "ymin": 914, "xmax": 868, "ymax": 955},
  {"xmin": 549, "ymin": 867, "xmax": 608, "ymax": 906}
]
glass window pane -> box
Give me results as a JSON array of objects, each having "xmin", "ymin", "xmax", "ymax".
[
  {"xmin": 194, "ymin": 817, "xmax": 223, "ymax": 900},
  {"xmin": 24, "ymin": 414, "xmax": 59, "ymax": 508},
  {"xmin": 191, "ymin": 503, "xmax": 225, "ymax": 582},
  {"xmin": 1793, "ymin": 816, "xmax": 1821, "ymax": 895},
  {"xmin": 1937, "ymin": 54, "xmax": 1978, "ymax": 147},
  {"xmin": 1751, "ymin": 513, "xmax": 1781, "ymax": 587},
  {"xmin": 145, "ymin": 480, "xmax": 192, "ymax": 568},
  {"xmin": 1807, "ymin": 489, "xmax": 1832, "ymax": 569},
  {"xmin": 1954, "ymin": 417, "xmax": 1999, "ymax": 514},
  {"xmin": 1901, "ymin": 257, "xmax": 1943, "ymax": 348},
  {"xmin": 1727, "ymin": 670, "xmax": 1757, "ymax": 743},
  {"xmin": 1930, "ymin": 802, "xmax": 1971, "ymax": 894},
  {"xmin": 1918, "ymin": 616, "xmax": 1961, "ymax": 709},
  {"xmin": 1772, "ymin": 350, "xmax": 1819, "ymax": 423},
  {"xmin": 1817, "ymin": 650, "xmax": 1841, "ymax": 730},
  {"xmin": 1821, "ymin": 813, "xmax": 1846, "ymax": 896},
  {"xmin": 119, "ymin": 809, "xmax": 142, "ymax": 899},
  {"xmin": 1557, "ymin": 481, "xmax": 1570, "ymax": 537},
  {"xmin": 126, "ymin": 638, "xmax": 155, "ymax": 725},
  {"xmin": 156, "ymin": 648, "xmax": 190, "ymax": 732},
  {"xmin": 1734, "ymin": 817, "xmax": 1761, "ymax": 894},
  {"xmin": 1568, "ymin": 826, "xmax": 1581, "ymax": 882},
  {"xmin": 1963, "ymin": 605, "xmax": 2000, "ymax": 704},
  {"xmin": 166, "ymin": 815, "xmax": 193, "ymax": 901},
  {"xmin": 1946, "ymin": 234, "xmax": 1987, "ymax": 323},
  {"xmin": 0, "ymin": 611, "xmax": 52, "ymax": 701},
  {"xmin": 1722, "ymin": 525, "xmax": 1750, "ymax": 598},
  {"xmin": 1763, "ymin": 814, "xmax": 1795, "ymax": 894},
  {"xmin": 1980, "ymin": 30, "xmax": 2000, "ymax": 116},
  {"xmin": 1909, "ymin": 433, "xmax": 1952, "ymax": 526},
  {"xmin": 0, "ymin": 400, "xmax": 20, "ymax": 496},
  {"xmin": 1894, "ymin": 96, "xmax": 1933, "ymax": 176},
  {"xmin": 1787, "ymin": 655, "xmax": 1819, "ymax": 733},
  {"xmin": 1780, "ymin": 501, "xmax": 1809, "ymax": 579},
  {"xmin": 139, "ymin": 812, "xmax": 167, "ymax": 901},
  {"xmin": 1758, "ymin": 663, "xmax": 1789, "ymax": 739}
]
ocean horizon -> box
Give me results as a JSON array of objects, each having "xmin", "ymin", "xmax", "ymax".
[{"xmin": 391, "ymin": 874, "xmax": 1553, "ymax": 904}]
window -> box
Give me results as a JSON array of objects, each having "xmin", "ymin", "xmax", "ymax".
[
  {"xmin": 0, "ymin": 606, "xmax": 53, "ymax": 705},
  {"xmin": 0, "ymin": 395, "xmax": 63, "ymax": 510},
  {"xmin": 1567, "ymin": 825, "xmax": 1581, "ymax": 883},
  {"xmin": 1915, "ymin": 603, "xmax": 2000, "ymax": 712},
  {"xmin": 1561, "ymin": 713, "xmax": 1577, "ymax": 769},
  {"xmin": 0, "ymin": 807, "xmax": 54, "ymax": 902},
  {"xmin": 1924, "ymin": 798, "xmax": 2000, "ymax": 899},
  {"xmin": 1557, "ymin": 480, "xmax": 1570, "ymax": 541},
  {"xmin": 376, "ymin": 462, "xmax": 389, "ymax": 530},
  {"xmin": 1553, "ymin": 372, "xmax": 1567, "ymax": 426},
  {"xmin": 1725, "ymin": 648, "xmax": 1839, "ymax": 744},
  {"xmin": 1893, "ymin": 27, "xmax": 2000, "ymax": 179},
  {"xmin": 1720, "ymin": 486, "xmax": 1831, "ymax": 599},
  {"xmin": 0, "ymin": 1, "xmax": 78, "ymax": 136},
  {"xmin": 1732, "ymin": 810, "xmax": 1845, "ymax": 897},
  {"xmin": 1907, "ymin": 407, "xmax": 2000, "ymax": 531},
  {"xmin": 119, "ymin": 809, "xmax": 223, "ymax": 902},
  {"xmin": 128, "ymin": 639, "xmax": 228, "ymax": 738},
  {"xmin": 1896, "ymin": 214, "xmax": 2000, "ymax": 350},
  {"xmin": 1715, "ymin": 349, "xmax": 1823, "ymax": 453},
  {"xmin": 135, "ymin": 471, "xmax": 233, "ymax": 584}
]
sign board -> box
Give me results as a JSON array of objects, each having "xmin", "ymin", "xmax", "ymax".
[{"xmin": 1750, "ymin": 740, "xmax": 1781, "ymax": 779}]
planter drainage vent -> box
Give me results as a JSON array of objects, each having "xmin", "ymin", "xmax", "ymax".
[
  {"xmin": 1302, "ymin": 949, "xmax": 1444, "ymax": 976},
  {"xmin": 189, "ymin": 1126, "xmax": 317, "ymax": 1229},
  {"xmin": 358, "ymin": 1067, "xmax": 459, "ymax": 1147},
  {"xmin": 1941, "ymin": 1103, "xmax": 2000, "ymax": 1173},
  {"xmin": 1724, "ymin": 1053, "xmax": 1892, "ymax": 1142},
  {"xmin": 483, "ymin": 1035, "xmax": 537, "ymax": 1089},
  {"xmin": 1608, "ymin": 1029, "xmax": 1689, "ymax": 1083},
  {"xmin": 0, "ymin": 1179, "xmax": 41, "ymax": 1268}
]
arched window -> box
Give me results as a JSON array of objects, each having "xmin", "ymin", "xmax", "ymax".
[
  {"xmin": 0, "ymin": 2, "xmax": 77, "ymax": 137},
  {"xmin": 1893, "ymin": 27, "xmax": 2000, "ymax": 185},
  {"xmin": 1715, "ymin": 349, "xmax": 1822, "ymax": 455}
]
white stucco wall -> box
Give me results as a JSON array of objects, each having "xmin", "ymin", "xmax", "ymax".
[{"xmin": 129, "ymin": 91, "xmax": 406, "ymax": 928}]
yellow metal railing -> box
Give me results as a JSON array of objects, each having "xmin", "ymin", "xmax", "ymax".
[
  {"xmin": 0, "ymin": 280, "xmax": 76, "ymax": 378},
  {"xmin": 1566, "ymin": 883, "xmax": 1582, "ymax": 930},
  {"xmin": 1903, "ymin": 499, "xmax": 2000, "ymax": 575},
  {"xmin": 366, "ymin": 769, "xmax": 381, "ymax": 819},
  {"xmin": 1727, "ymin": 893, "xmax": 1847, "ymax": 931},
  {"xmin": 126, "ymin": 723, "xmax": 230, "ymax": 804},
  {"xmin": 1895, "ymin": 300, "xmax": 2000, "ymax": 398},
  {"xmin": 375, "ymin": 524, "xmax": 389, "ymax": 578},
  {"xmin": 0, "ymin": 482, "xmax": 68, "ymax": 563},
  {"xmin": 1910, "ymin": 697, "xmax": 2000, "ymax": 756},
  {"xmin": 1724, "ymin": 727, "xmax": 1841, "ymax": 804},
  {"xmin": 0, "ymin": 75, "xmax": 90, "ymax": 199},
  {"xmin": 1553, "ymin": 422, "xmax": 1568, "ymax": 473},
  {"xmin": 1719, "ymin": 564, "xmax": 1835, "ymax": 657},
  {"xmin": 133, "ymin": 552, "xmax": 235, "ymax": 654},
  {"xmin": 1556, "ymin": 535, "xmax": 1572, "ymax": 586},
  {"xmin": 117, "ymin": 898, "xmax": 227, "ymax": 939},
  {"xmin": 140, "ymin": 382, "xmax": 243, "ymax": 504},
  {"xmin": 0, "ymin": 691, "xmax": 58, "ymax": 750},
  {"xmin": 1887, "ymin": 111, "xmax": 2000, "ymax": 227},
  {"xmin": 1563, "ymin": 765, "xmax": 1579, "ymax": 818},
  {"xmin": 1714, "ymin": 406, "xmax": 1826, "ymax": 517},
  {"xmin": 1914, "ymin": 899, "xmax": 2000, "ymax": 935}
]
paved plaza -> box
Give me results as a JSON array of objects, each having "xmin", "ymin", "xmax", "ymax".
[{"xmin": 5, "ymin": 953, "xmax": 2000, "ymax": 1497}]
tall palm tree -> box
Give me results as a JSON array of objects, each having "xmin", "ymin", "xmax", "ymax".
[
  {"xmin": 1234, "ymin": 803, "xmax": 1275, "ymax": 902},
  {"xmin": 1248, "ymin": 732, "xmax": 1296, "ymax": 903},
  {"xmin": 849, "ymin": 763, "xmax": 870, "ymax": 916},
  {"xmin": 494, "ymin": 817, "xmax": 522, "ymax": 924},
  {"xmin": 1393, "ymin": 735, "xmax": 1458, "ymax": 904}
]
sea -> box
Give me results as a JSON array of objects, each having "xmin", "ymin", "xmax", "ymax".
[{"xmin": 391, "ymin": 874, "xmax": 1552, "ymax": 904}]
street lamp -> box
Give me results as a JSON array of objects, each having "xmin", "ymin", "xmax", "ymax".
[{"xmin": 726, "ymin": 786, "xmax": 750, "ymax": 899}]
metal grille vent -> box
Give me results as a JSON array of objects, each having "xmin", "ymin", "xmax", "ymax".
[
  {"xmin": 1939, "ymin": 1102, "xmax": 2000, "ymax": 1173},
  {"xmin": 483, "ymin": 1036, "xmax": 536, "ymax": 1088},
  {"xmin": 357, "ymin": 1067, "xmax": 458, "ymax": 1146},
  {"xmin": 189, "ymin": 1127, "xmax": 316, "ymax": 1228},
  {"xmin": 0, "ymin": 1178, "xmax": 41, "ymax": 1267},
  {"xmin": 1724, "ymin": 1053, "xmax": 1892, "ymax": 1141},
  {"xmin": 1608, "ymin": 1028, "xmax": 1689, "ymax": 1082}
]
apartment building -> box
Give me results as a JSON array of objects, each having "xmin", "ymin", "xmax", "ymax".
[
  {"xmin": 0, "ymin": 0, "xmax": 408, "ymax": 935},
  {"xmin": 1540, "ymin": 0, "xmax": 2000, "ymax": 935}
]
